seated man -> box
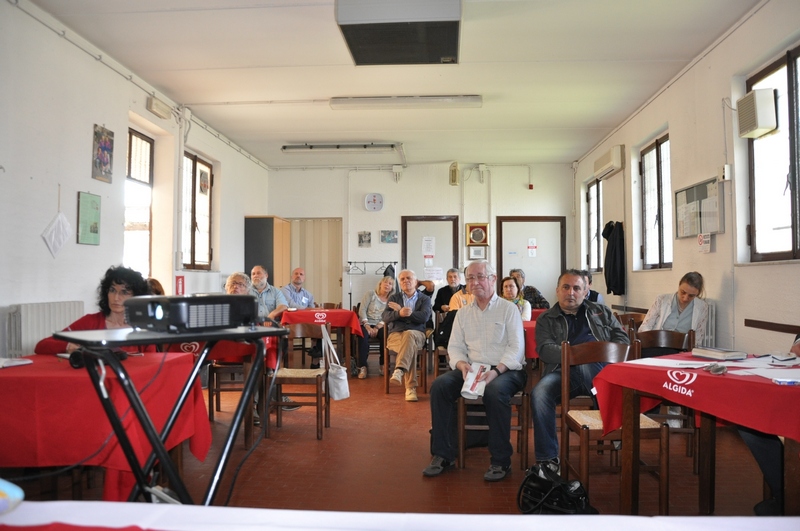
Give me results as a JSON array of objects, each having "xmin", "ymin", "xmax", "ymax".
[
  {"xmin": 424, "ymin": 261, "xmax": 525, "ymax": 482},
  {"xmin": 433, "ymin": 268, "xmax": 464, "ymax": 313},
  {"xmin": 736, "ymin": 333, "xmax": 800, "ymax": 516},
  {"xmin": 382, "ymin": 269, "xmax": 432, "ymax": 402},
  {"xmin": 509, "ymin": 268, "xmax": 551, "ymax": 309},
  {"xmin": 282, "ymin": 267, "xmax": 323, "ymax": 364},
  {"xmin": 531, "ymin": 268, "xmax": 629, "ymax": 472}
]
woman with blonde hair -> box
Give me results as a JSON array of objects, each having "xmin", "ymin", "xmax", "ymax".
[
  {"xmin": 639, "ymin": 271, "xmax": 708, "ymax": 351},
  {"xmin": 356, "ymin": 276, "xmax": 395, "ymax": 379}
]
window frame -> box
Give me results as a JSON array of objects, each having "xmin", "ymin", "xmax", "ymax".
[
  {"xmin": 182, "ymin": 151, "xmax": 213, "ymax": 271},
  {"xmin": 639, "ymin": 133, "xmax": 673, "ymax": 270},
  {"xmin": 586, "ymin": 177, "xmax": 603, "ymax": 272},
  {"xmin": 747, "ymin": 44, "xmax": 800, "ymax": 262},
  {"xmin": 124, "ymin": 128, "xmax": 154, "ymax": 277}
]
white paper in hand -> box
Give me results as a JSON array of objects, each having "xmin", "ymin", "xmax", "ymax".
[{"xmin": 461, "ymin": 362, "xmax": 492, "ymax": 399}]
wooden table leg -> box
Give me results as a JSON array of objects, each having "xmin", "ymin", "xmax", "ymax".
[
  {"xmin": 785, "ymin": 438, "xmax": 800, "ymax": 515},
  {"xmin": 620, "ymin": 387, "xmax": 640, "ymax": 514},
  {"xmin": 697, "ymin": 411, "xmax": 716, "ymax": 515}
]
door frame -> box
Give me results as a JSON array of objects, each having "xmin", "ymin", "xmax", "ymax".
[
  {"xmin": 496, "ymin": 216, "xmax": 567, "ymax": 288},
  {"xmin": 401, "ymin": 215, "xmax": 459, "ymax": 270}
]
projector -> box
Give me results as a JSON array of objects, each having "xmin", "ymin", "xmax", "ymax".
[{"xmin": 124, "ymin": 294, "xmax": 258, "ymax": 333}]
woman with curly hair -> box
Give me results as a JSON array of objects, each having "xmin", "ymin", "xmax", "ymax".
[{"xmin": 35, "ymin": 265, "xmax": 155, "ymax": 355}]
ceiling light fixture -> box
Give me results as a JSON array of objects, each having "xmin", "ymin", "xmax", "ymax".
[
  {"xmin": 281, "ymin": 143, "xmax": 397, "ymax": 154},
  {"xmin": 329, "ymin": 95, "xmax": 482, "ymax": 110}
]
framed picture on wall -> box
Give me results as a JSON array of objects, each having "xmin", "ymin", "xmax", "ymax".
[
  {"xmin": 468, "ymin": 246, "xmax": 486, "ymax": 260},
  {"xmin": 466, "ymin": 223, "xmax": 488, "ymax": 246},
  {"xmin": 77, "ymin": 191, "xmax": 101, "ymax": 245}
]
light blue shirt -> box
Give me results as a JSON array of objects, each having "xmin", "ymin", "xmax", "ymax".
[
  {"xmin": 250, "ymin": 284, "xmax": 288, "ymax": 322},
  {"xmin": 282, "ymin": 284, "xmax": 315, "ymax": 309}
]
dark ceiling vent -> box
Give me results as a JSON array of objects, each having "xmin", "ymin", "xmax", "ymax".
[{"xmin": 336, "ymin": 0, "xmax": 461, "ymax": 66}]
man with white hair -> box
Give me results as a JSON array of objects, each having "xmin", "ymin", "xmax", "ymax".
[
  {"xmin": 382, "ymin": 269, "xmax": 432, "ymax": 402},
  {"xmin": 424, "ymin": 261, "xmax": 526, "ymax": 482}
]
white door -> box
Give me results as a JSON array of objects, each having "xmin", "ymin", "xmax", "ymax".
[
  {"xmin": 403, "ymin": 216, "xmax": 458, "ymax": 286},
  {"xmin": 497, "ymin": 217, "xmax": 565, "ymax": 307}
]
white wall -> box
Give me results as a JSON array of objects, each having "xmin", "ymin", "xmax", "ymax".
[
  {"xmin": 268, "ymin": 163, "xmax": 575, "ymax": 305},
  {"xmin": 573, "ymin": 0, "xmax": 800, "ymax": 353},
  {"xmin": 0, "ymin": 1, "xmax": 270, "ymax": 355}
]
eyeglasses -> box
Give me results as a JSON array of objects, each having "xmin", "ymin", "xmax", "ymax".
[
  {"xmin": 466, "ymin": 274, "xmax": 492, "ymax": 283},
  {"xmin": 229, "ymin": 282, "xmax": 248, "ymax": 289}
]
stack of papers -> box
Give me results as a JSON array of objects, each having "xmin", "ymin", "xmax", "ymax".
[
  {"xmin": 461, "ymin": 363, "xmax": 491, "ymax": 399},
  {"xmin": 0, "ymin": 358, "xmax": 33, "ymax": 369}
]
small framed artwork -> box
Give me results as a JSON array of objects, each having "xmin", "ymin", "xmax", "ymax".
[
  {"xmin": 380, "ymin": 230, "xmax": 398, "ymax": 244},
  {"xmin": 469, "ymin": 246, "xmax": 486, "ymax": 260},
  {"xmin": 77, "ymin": 191, "xmax": 101, "ymax": 245},
  {"xmin": 91, "ymin": 124, "xmax": 114, "ymax": 183},
  {"xmin": 466, "ymin": 223, "xmax": 489, "ymax": 246}
]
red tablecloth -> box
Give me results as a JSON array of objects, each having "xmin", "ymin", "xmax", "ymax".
[
  {"xmin": 523, "ymin": 321, "xmax": 537, "ymax": 359},
  {"xmin": 0, "ymin": 353, "xmax": 211, "ymax": 501},
  {"xmin": 280, "ymin": 309, "xmax": 362, "ymax": 337},
  {"xmin": 594, "ymin": 352, "xmax": 800, "ymax": 440}
]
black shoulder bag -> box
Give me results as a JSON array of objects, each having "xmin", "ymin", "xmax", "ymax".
[{"xmin": 517, "ymin": 464, "xmax": 598, "ymax": 514}]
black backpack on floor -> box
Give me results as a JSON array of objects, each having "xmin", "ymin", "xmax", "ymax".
[{"xmin": 517, "ymin": 464, "xmax": 598, "ymax": 515}]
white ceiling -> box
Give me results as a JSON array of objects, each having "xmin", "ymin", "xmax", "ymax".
[{"xmin": 30, "ymin": 0, "xmax": 762, "ymax": 169}]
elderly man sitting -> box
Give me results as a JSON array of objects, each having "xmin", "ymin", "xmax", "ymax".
[
  {"xmin": 382, "ymin": 269, "xmax": 432, "ymax": 402},
  {"xmin": 423, "ymin": 261, "xmax": 526, "ymax": 482}
]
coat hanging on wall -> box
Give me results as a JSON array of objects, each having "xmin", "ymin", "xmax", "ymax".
[{"xmin": 602, "ymin": 221, "xmax": 625, "ymax": 296}]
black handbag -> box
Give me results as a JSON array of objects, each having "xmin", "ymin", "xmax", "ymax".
[{"xmin": 517, "ymin": 464, "xmax": 598, "ymax": 514}]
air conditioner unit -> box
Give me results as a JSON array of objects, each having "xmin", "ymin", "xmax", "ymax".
[
  {"xmin": 737, "ymin": 89, "xmax": 777, "ymax": 139},
  {"xmin": 146, "ymin": 96, "xmax": 173, "ymax": 120},
  {"xmin": 593, "ymin": 145, "xmax": 624, "ymax": 179}
]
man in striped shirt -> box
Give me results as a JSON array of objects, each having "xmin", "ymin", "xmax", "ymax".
[{"xmin": 423, "ymin": 260, "xmax": 526, "ymax": 482}]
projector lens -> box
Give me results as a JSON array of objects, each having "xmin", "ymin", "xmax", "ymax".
[{"xmin": 154, "ymin": 304, "xmax": 164, "ymax": 320}]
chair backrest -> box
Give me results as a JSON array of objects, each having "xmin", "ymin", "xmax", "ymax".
[
  {"xmin": 560, "ymin": 340, "xmax": 638, "ymax": 418},
  {"xmin": 635, "ymin": 329, "xmax": 695, "ymax": 351},
  {"xmin": 614, "ymin": 312, "xmax": 646, "ymax": 341},
  {"xmin": 322, "ymin": 302, "xmax": 341, "ymax": 309}
]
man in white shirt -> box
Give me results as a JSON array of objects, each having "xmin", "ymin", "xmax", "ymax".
[{"xmin": 423, "ymin": 261, "xmax": 525, "ymax": 482}]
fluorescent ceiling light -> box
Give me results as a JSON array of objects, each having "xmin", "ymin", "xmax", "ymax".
[
  {"xmin": 329, "ymin": 95, "xmax": 482, "ymax": 110},
  {"xmin": 281, "ymin": 143, "xmax": 397, "ymax": 154}
]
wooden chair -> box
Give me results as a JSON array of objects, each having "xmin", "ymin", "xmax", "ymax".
[
  {"xmin": 432, "ymin": 311, "xmax": 450, "ymax": 380},
  {"xmin": 560, "ymin": 340, "xmax": 670, "ymax": 515},
  {"xmin": 457, "ymin": 359, "xmax": 533, "ymax": 470},
  {"xmin": 383, "ymin": 327, "xmax": 430, "ymax": 394},
  {"xmin": 267, "ymin": 323, "xmax": 330, "ymax": 440},
  {"xmin": 635, "ymin": 329, "xmax": 697, "ymax": 463},
  {"xmin": 614, "ymin": 312, "xmax": 646, "ymax": 338},
  {"xmin": 285, "ymin": 322, "xmax": 322, "ymax": 368},
  {"xmin": 322, "ymin": 302, "xmax": 341, "ymax": 309}
]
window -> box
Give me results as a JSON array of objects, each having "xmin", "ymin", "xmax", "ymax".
[
  {"xmin": 586, "ymin": 178, "xmax": 603, "ymax": 271},
  {"xmin": 640, "ymin": 134, "xmax": 673, "ymax": 269},
  {"xmin": 181, "ymin": 152, "xmax": 212, "ymax": 269},
  {"xmin": 748, "ymin": 44, "xmax": 800, "ymax": 262},
  {"xmin": 124, "ymin": 129, "xmax": 153, "ymax": 277}
]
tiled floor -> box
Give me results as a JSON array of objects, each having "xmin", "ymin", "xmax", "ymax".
[{"xmin": 12, "ymin": 358, "xmax": 768, "ymax": 516}]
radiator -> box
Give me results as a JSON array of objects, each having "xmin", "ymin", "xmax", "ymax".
[
  {"xmin": 6, "ymin": 301, "xmax": 84, "ymax": 358},
  {"xmin": 701, "ymin": 301, "xmax": 715, "ymax": 347}
]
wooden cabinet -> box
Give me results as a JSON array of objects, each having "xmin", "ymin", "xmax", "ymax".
[{"xmin": 244, "ymin": 216, "xmax": 290, "ymax": 288}]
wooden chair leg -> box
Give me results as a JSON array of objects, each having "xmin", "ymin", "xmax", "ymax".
[
  {"xmin": 659, "ymin": 422, "xmax": 670, "ymax": 515},
  {"xmin": 579, "ymin": 427, "xmax": 590, "ymax": 491},
  {"xmin": 316, "ymin": 374, "xmax": 323, "ymax": 440}
]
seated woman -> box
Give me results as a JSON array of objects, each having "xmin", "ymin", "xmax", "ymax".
[
  {"xmin": 638, "ymin": 271, "xmax": 708, "ymax": 357},
  {"xmin": 357, "ymin": 276, "xmax": 394, "ymax": 379},
  {"xmin": 35, "ymin": 265, "xmax": 155, "ymax": 355},
  {"xmin": 500, "ymin": 275, "xmax": 531, "ymax": 321}
]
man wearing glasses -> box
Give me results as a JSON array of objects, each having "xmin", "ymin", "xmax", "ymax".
[
  {"xmin": 424, "ymin": 261, "xmax": 525, "ymax": 482},
  {"xmin": 383, "ymin": 269, "xmax": 433, "ymax": 402}
]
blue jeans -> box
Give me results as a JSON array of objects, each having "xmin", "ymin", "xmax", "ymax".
[
  {"xmin": 358, "ymin": 325, "xmax": 384, "ymax": 367},
  {"xmin": 531, "ymin": 362, "xmax": 605, "ymax": 462},
  {"xmin": 430, "ymin": 368, "xmax": 526, "ymax": 468}
]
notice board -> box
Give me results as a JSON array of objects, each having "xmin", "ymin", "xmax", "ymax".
[{"xmin": 675, "ymin": 178, "xmax": 724, "ymax": 238}]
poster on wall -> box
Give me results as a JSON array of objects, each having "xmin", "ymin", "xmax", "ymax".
[
  {"xmin": 77, "ymin": 191, "xmax": 101, "ymax": 245},
  {"xmin": 358, "ymin": 231, "xmax": 371, "ymax": 248},
  {"xmin": 380, "ymin": 230, "xmax": 398, "ymax": 244},
  {"xmin": 91, "ymin": 124, "xmax": 114, "ymax": 183}
]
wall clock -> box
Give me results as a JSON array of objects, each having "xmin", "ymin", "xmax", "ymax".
[
  {"xmin": 365, "ymin": 193, "xmax": 384, "ymax": 212},
  {"xmin": 466, "ymin": 223, "xmax": 489, "ymax": 246}
]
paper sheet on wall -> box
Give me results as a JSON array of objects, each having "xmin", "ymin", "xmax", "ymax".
[
  {"xmin": 422, "ymin": 237, "xmax": 435, "ymax": 256},
  {"xmin": 528, "ymin": 238, "xmax": 537, "ymax": 258},
  {"xmin": 700, "ymin": 197, "xmax": 719, "ymax": 233},
  {"xmin": 41, "ymin": 212, "xmax": 72, "ymax": 258},
  {"xmin": 424, "ymin": 267, "xmax": 443, "ymax": 281}
]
